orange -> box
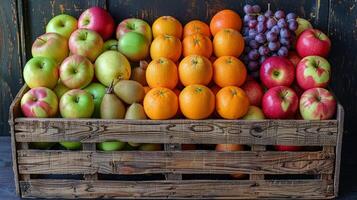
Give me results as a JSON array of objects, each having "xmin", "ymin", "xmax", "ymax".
[
  {"xmin": 210, "ymin": 85, "xmax": 221, "ymax": 95},
  {"xmin": 213, "ymin": 56, "xmax": 247, "ymax": 87},
  {"xmin": 183, "ymin": 20, "xmax": 211, "ymax": 38},
  {"xmin": 179, "ymin": 84, "xmax": 215, "ymax": 119},
  {"xmin": 216, "ymin": 86, "xmax": 250, "ymax": 119},
  {"xmin": 213, "ymin": 28, "xmax": 244, "ymax": 57},
  {"xmin": 150, "ymin": 34, "xmax": 182, "ymax": 62},
  {"xmin": 210, "ymin": 9, "xmax": 242, "ymax": 36},
  {"xmin": 143, "ymin": 87, "xmax": 178, "ymax": 120},
  {"xmin": 216, "ymin": 144, "xmax": 246, "ymax": 179},
  {"xmin": 146, "ymin": 57, "xmax": 178, "ymax": 89},
  {"xmin": 152, "ymin": 16, "xmax": 183, "ymax": 39},
  {"xmin": 182, "ymin": 34, "xmax": 213, "ymax": 58},
  {"xmin": 144, "ymin": 86, "xmax": 151, "ymax": 94},
  {"xmin": 179, "ymin": 55, "xmax": 213, "ymax": 86}
]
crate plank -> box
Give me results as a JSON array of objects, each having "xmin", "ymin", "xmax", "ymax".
[
  {"xmin": 17, "ymin": 150, "xmax": 334, "ymax": 175},
  {"xmin": 19, "ymin": 179, "xmax": 334, "ymax": 199},
  {"xmin": 14, "ymin": 118, "xmax": 338, "ymax": 145}
]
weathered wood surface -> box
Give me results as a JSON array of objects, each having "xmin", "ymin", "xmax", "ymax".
[
  {"xmin": 19, "ymin": 179, "xmax": 334, "ymax": 199},
  {"xmin": 17, "ymin": 150, "xmax": 334, "ymax": 175}
]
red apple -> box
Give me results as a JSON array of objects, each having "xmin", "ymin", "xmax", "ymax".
[
  {"xmin": 275, "ymin": 145, "xmax": 303, "ymax": 151},
  {"xmin": 260, "ymin": 56, "xmax": 295, "ymax": 89},
  {"xmin": 241, "ymin": 80, "xmax": 264, "ymax": 106},
  {"xmin": 21, "ymin": 87, "xmax": 58, "ymax": 118},
  {"xmin": 299, "ymin": 87, "xmax": 336, "ymax": 120},
  {"xmin": 296, "ymin": 29, "xmax": 331, "ymax": 58},
  {"xmin": 287, "ymin": 51, "xmax": 301, "ymax": 67},
  {"xmin": 296, "ymin": 56, "xmax": 331, "ymax": 90},
  {"xmin": 60, "ymin": 55, "xmax": 94, "ymax": 89},
  {"xmin": 78, "ymin": 6, "xmax": 115, "ymax": 40},
  {"xmin": 116, "ymin": 18, "xmax": 152, "ymax": 42},
  {"xmin": 262, "ymin": 86, "xmax": 298, "ymax": 119}
]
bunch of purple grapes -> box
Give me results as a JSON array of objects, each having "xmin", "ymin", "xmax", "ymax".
[{"xmin": 241, "ymin": 4, "xmax": 298, "ymax": 78}]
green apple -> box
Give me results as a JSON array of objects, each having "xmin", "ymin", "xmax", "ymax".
[
  {"xmin": 139, "ymin": 144, "xmax": 162, "ymax": 151},
  {"xmin": 94, "ymin": 50, "xmax": 131, "ymax": 86},
  {"xmin": 23, "ymin": 57, "xmax": 59, "ymax": 89},
  {"xmin": 53, "ymin": 79, "xmax": 70, "ymax": 99},
  {"xmin": 97, "ymin": 140, "xmax": 126, "ymax": 151},
  {"xmin": 243, "ymin": 106, "xmax": 265, "ymax": 120},
  {"xmin": 30, "ymin": 142, "xmax": 55, "ymax": 149},
  {"xmin": 118, "ymin": 32, "xmax": 150, "ymax": 61},
  {"xmin": 46, "ymin": 14, "xmax": 78, "ymax": 39},
  {"xmin": 60, "ymin": 142, "xmax": 82, "ymax": 150},
  {"xmin": 59, "ymin": 89, "xmax": 94, "ymax": 118},
  {"xmin": 103, "ymin": 39, "xmax": 118, "ymax": 51},
  {"xmin": 84, "ymin": 83, "xmax": 106, "ymax": 118},
  {"xmin": 69, "ymin": 28, "xmax": 103, "ymax": 62},
  {"xmin": 295, "ymin": 17, "xmax": 313, "ymax": 36},
  {"xmin": 32, "ymin": 32, "xmax": 69, "ymax": 64},
  {"xmin": 59, "ymin": 55, "xmax": 94, "ymax": 89}
]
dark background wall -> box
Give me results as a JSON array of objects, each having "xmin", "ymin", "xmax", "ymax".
[{"xmin": 0, "ymin": 0, "xmax": 356, "ymax": 194}]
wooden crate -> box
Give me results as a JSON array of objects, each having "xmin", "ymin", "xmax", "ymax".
[{"xmin": 9, "ymin": 85, "xmax": 344, "ymax": 199}]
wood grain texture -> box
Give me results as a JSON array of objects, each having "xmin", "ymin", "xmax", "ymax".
[
  {"xmin": 17, "ymin": 150, "xmax": 334, "ymax": 175},
  {"xmin": 19, "ymin": 179, "xmax": 334, "ymax": 199}
]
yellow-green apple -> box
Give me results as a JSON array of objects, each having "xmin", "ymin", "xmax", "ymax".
[
  {"xmin": 46, "ymin": 14, "xmax": 78, "ymax": 39},
  {"xmin": 296, "ymin": 56, "xmax": 331, "ymax": 90},
  {"xmin": 287, "ymin": 51, "xmax": 301, "ymax": 67},
  {"xmin": 103, "ymin": 39, "xmax": 118, "ymax": 51},
  {"xmin": 59, "ymin": 142, "xmax": 82, "ymax": 150},
  {"xmin": 275, "ymin": 145, "xmax": 303, "ymax": 151},
  {"xmin": 296, "ymin": 29, "xmax": 331, "ymax": 58},
  {"xmin": 118, "ymin": 32, "xmax": 150, "ymax": 61},
  {"xmin": 260, "ymin": 56, "xmax": 295, "ymax": 88},
  {"xmin": 97, "ymin": 140, "xmax": 126, "ymax": 151},
  {"xmin": 59, "ymin": 55, "xmax": 94, "ymax": 89},
  {"xmin": 32, "ymin": 32, "xmax": 69, "ymax": 64},
  {"xmin": 299, "ymin": 87, "xmax": 336, "ymax": 120},
  {"xmin": 69, "ymin": 28, "xmax": 103, "ymax": 62},
  {"xmin": 243, "ymin": 106, "xmax": 265, "ymax": 120},
  {"xmin": 116, "ymin": 18, "xmax": 152, "ymax": 42},
  {"xmin": 139, "ymin": 144, "xmax": 162, "ymax": 151},
  {"xmin": 23, "ymin": 57, "xmax": 59, "ymax": 89},
  {"xmin": 94, "ymin": 50, "xmax": 131, "ymax": 86},
  {"xmin": 53, "ymin": 80, "xmax": 70, "ymax": 98},
  {"xmin": 262, "ymin": 86, "xmax": 298, "ymax": 119},
  {"xmin": 59, "ymin": 89, "xmax": 94, "ymax": 118},
  {"xmin": 78, "ymin": 6, "xmax": 115, "ymax": 40},
  {"xmin": 295, "ymin": 18, "xmax": 313, "ymax": 36},
  {"xmin": 84, "ymin": 82, "xmax": 106, "ymax": 118},
  {"xmin": 241, "ymin": 80, "xmax": 264, "ymax": 106},
  {"xmin": 21, "ymin": 87, "xmax": 58, "ymax": 117}
]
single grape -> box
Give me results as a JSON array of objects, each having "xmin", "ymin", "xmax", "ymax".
[
  {"xmin": 266, "ymin": 18, "xmax": 277, "ymax": 29},
  {"xmin": 248, "ymin": 29, "xmax": 257, "ymax": 39},
  {"xmin": 280, "ymin": 28, "xmax": 291, "ymax": 38},
  {"xmin": 257, "ymin": 15, "xmax": 266, "ymax": 22},
  {"xmin": 255, "ymin": 33, "xmax": 266, "ymax": 44},
  {"xmin": 264, "ymin": 10, "xmax": 273, "ymax": 17},
  {"xmin": 258, "ymin": 46, "xmax": 270, "ymax": 56},
  {"xmin": 268, "ymin": 41, "xmax": 281, "ymax": 51},
  {"xmin": 252, "ymin": 5, "xmax": 261, "ymax": 13},
  {"xmin": 256, "ymin": 22, "xmax": 266, "ymax": 33},
  {"xmin": 244, "ymin": 15, "xmax": 255, "ymax": 23},
  {"xmin": 266, "ymin": 31, "xmax": 278, "ymax": 42},
  {"xmin": 271, "ymin": 25, "xmax": 280, "ymax": 33},
  {"xmin": 244, "ymin": 5, "xmax": 253, "ymax": 14},
  {"xmin": 249, "ymin": 39, "xmax": 259, "ymax": 49},
  {"xmin": 248, "ymin": 61, "xmax": 260, "ymax": 72},
  {"xmin": 248, "ymin": 49, "xmax": 260, "ymax": 60},
  {"xmin": 286, "ymin": 13, "xmax": 297, "ymax": 20},
  {"xmin": 277, "ymin": 18, "xmax": 287, "ymax": 28},
  {"xmin": 248, "ymin": 19, "xmax": 258, "ymax": 28},
  {"xmin": 274, "ymin": 10, "xmax": 285, "ymax": 19},
  {"xmin": 278, "ymin": 46, "xmax": 289, "ymax": 56},
  {"xmin": 288, "ymin": 20, "xmax": 298, "ymax": 31},
  {"xmin": 279, "ymin": 37, "xmax": 290, "ymax": 46}
]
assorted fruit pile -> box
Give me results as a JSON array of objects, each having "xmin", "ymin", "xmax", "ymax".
[{"xmin": 21, "ymin": 5, "xmax": 337, "ymax": 151}]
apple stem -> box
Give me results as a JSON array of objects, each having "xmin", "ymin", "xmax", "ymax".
[
  {"xmin": 37, "ymin": 37, "xmax": 46, "ymax": 43},
  {"xmin": 106, "ymin": 81, "xmax": 114, "ymax": 94}
]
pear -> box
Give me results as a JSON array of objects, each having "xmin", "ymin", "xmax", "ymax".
[
  {"xmin": 130, "ymin": 60, "xmax": 148, "ymax": 86},
  {"xmin": 100, "ymin": 82, "xmax": 126, "ymax": 119},
  {"xmin": 125, "ymin": 103, "xmax": 147, "ymax": 119},
  {"xmin": 114, "ymin": 80, "xmax": 145, "ymax": 104}
]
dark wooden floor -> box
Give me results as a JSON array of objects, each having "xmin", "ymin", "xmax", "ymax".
[{"xmin": 1, "ymin": 137, "xmax": 356, "ymax": 200}]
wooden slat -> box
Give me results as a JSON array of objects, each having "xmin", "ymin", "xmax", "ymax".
[
  {"xmin": 19, "ymin": 179, "xmax": 334, "ymax": 199},
  {"xmin": 250, "ymin": 145, "xmax": 266, "ymax": 180},
  {"xmin": 14, "ymin": 117, "xmax": 338, "ymax": 145},
  {"xmin": 334, "ymin": 103, "xmax": 345, "ymax": 196},
  {"xmin": 164, "ymin": 144, "xmax": 182, "ymax": 180},
  {"xmin": 17, "ymin": 150, "xmax": 334, "ymax": 175},
  {"xmin": 82, "ymin": 143, "xmax": 98, "ymax": 181}
]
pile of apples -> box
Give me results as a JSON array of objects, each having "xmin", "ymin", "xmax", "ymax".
[{"xmin": 20, "ymin": 6, "xmax": 336, "ymax": 151}]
